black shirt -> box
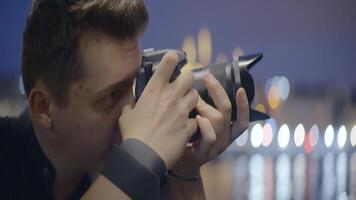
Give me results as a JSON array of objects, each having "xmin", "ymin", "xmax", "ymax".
[{"xmin": 0, "ymin": 110, "xmax": 91, "ymax": 199}]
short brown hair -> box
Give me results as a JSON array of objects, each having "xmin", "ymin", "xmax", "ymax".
[{"xmin": 22, "ymin": 0, "xmax": 148, "ymax": 107}]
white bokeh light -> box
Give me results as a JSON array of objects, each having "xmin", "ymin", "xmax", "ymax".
[
  {"xmin": 324, "ymin": 125, "xmax": 334, "ymax": 148},
  {"xmin": 309, "ymin": 125, "xmax": 320, "ymax": 147},
  {"xmin": 278, "ymin": 76, "xmax": 290, "ymax": 101},
  {"xmin": 251, "ymin": 124, "xmax": 263, "ymax": 148},
  {"xmin": 337, "ymin": 126, "xmax": 347, "ymax": 148},
  {"xmin": 351, "ymin": 125, "xmax": 356, "ymax": 147},
  {"xmin": 278, "ymin": 124, "xmax": 290, "ymax": 148},
  {"xmin": 294, "ymin": 124, "xmax": 305, "ymax": 147},
  {"xmin": 262, "ymin": 123, "xmax": 273, "ymax": 147}
]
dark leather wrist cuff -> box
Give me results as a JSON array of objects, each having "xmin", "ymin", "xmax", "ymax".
[{"xmin": 102, "ymin": 139, "xmax": 166, "ymax": 200}]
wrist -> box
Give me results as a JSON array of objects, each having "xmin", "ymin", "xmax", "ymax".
[
  {"xmin": 170, "ymin": 165, "xmax": 201, "ymax": 179},
  {"xmin": 167, "ymin": 170, "xmax": 200, "ymax": 182}
]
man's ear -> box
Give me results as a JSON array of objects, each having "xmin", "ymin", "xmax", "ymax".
[{"xmin": 28, "ymin": 81, "xmax": 54, "ymax": 130}]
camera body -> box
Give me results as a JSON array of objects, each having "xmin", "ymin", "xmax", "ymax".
[{"xmin": 135, "ymin": 49, "xmax": 269, "ymax": 122}]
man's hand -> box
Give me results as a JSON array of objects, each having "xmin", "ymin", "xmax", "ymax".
[
  {"xmin": 170, "ymin": 72, "xmax": 250, "ymax": 177},
  {"xmin": 119, "ymin": 51, "xmax": 199, "ymax": 169}
]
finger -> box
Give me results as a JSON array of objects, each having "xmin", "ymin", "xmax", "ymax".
[
  {"xmin": 149, "ymin": 51, "xmax": 179, "ymax": 86},
  {"xmin": 181, "ymin": 89, "xmax": 199, "ymax": 114},
  {"xmin": 231, "ymin": 88, "xmax": 250, "ymax": 140},
  {"xmin": 121, "ymin": 104, "xmax": 132, "ymax": 114},
  {"xmin": 186, "ymin": 118, "xmax": 198, "ymax": 138},
  {"xmin": 196, "ymin": 115, "xmax": 216, "ymax": 155},
  {"xmin": 203, "ymin": 72, "xmax": 232, "ymax": 122},
  {"xmin": 196, "ymin": 97, "xmax": 224, "ymax": 132},
  {"xmin": 171, "ymin": 70, "xmax": 195, "ymax": 96}
]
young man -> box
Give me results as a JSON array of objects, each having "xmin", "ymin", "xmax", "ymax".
[{"xmin": 0, "ymin": 0, "xmax": 249, "ymax": 199}]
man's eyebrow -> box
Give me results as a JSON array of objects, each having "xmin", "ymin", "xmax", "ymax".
[{"xmin": 95, "ymin": 69, "xmax": 139, "ymax": 98}]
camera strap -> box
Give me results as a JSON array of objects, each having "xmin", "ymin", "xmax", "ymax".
[{"xmin": 102, "ymin": 139, "xmax": 166, "ymax": 200}]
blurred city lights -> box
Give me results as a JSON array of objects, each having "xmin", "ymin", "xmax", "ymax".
[
  {"xmin": 351, "ymin": 125, "xmax": 356, "ymax": 147},
  {"xmin": 294, "ymin": 124, "xmax": 305, "ymax": 147},
  {"xmin": 251, "ymin": 124, "xmax": 263, "ymax": 148},
  {"xmin": 265, "ymin": 118, "xmax": 277, "ymax": 136},
  {"xmin": 262, "ymin": 123, "xmax": 273, "ymax": 147},
  {"xmin": 337, "ymin": 126, "xmax": 347, "ymax": 148},
  {"xmin": 277, "ymin": 76, "xmax": 290, "ymax": 101},
  {"xmin": 321, "ymin": 152, "xmax": 336, "ymax": 199},
  {"xmin": 309, "ymin": 125, "xmax": 320, "ymax": 147},
  {"xmin": 324, "ymin": 125, "xmax": 334, "ymax": 148},
  {"xmin": 263, "ymin": 156, "xmax": 274, "ymax": 200},
  {"xmin": 255, "ymin": 103, "xmax": 266, "ymax": 113},
  {"xmin": 350, "ymin": 153, "xmax": 356, "ymax": 198},
  {"xmin": 293, "ymin": 154, "xmax": 306, "ymax": 200},
  {"xmin": 197, "ymin": 27, "xmax": 212, "ymax": 66},
  {"xmin": 182, "ymin": 36, "xmax": 198, "ymax": 69},
  {"xmin": 268, "ymin": 85, "xmax": 281, "ymax": 109},
  {"xmin": 276, "ymin": 154, "xmax": 292, "ymax": 200},
  {"xmin": 249, "ymin": 154, "xmax": 264, "ymax": 200},
  {"xmin": 265, "ymin": 76, "xmax": 291, "ymax": 110},
  {"xmin": 278, "ymin": 124, "xmax": 290, "ymax": 149},
  {"xmin": 235, "ymin": 129, "xmax": 249, "ymax": 147},
  {"xmin": 232, "ymin": 47, "xmax": 245, "ymax": 59},
  {"xmin": 304, "ymin": 133, "xmax": 313, "ymax": 154},
  {"xmin": 336, "ymin": 152, "xmax": 348, "ymax": 198}
]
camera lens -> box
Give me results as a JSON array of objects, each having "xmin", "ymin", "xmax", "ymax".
[
  {"xmin": 189, "ymin": 53, "xmax": 269, "ymax": 122},
  {"xmin": 135, "ymin": 50, "xmax": 269, "ymax": 123}
]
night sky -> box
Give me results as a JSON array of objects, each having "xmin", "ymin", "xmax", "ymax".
[{"xmin": 1, "ymin": 0, "xmax": 355, "ymax": 89}]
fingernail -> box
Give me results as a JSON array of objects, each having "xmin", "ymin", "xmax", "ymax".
[{"xmin": 238, "ymin": 88, "xmax": 246, "ymax": 97}]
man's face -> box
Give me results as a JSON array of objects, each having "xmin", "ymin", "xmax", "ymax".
[{"xmin": 52, "ymin": 31, "xmax": 141, "ymax": 171}]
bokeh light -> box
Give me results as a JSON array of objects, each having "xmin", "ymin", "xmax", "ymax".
[
  {"xmin": 304, "ymin": 133, "xmax": 313, "ymax": 154},
  {"xmin": 268, "ymin": 85, "xmax": 281, "ymax": 109},
  {"xmin": 262, "ymin": 123, "xmax": 273, "ymax": 147},
  {"xmin": 350, "ymin": 125, "xmax": 356, "ymax": 147},
  {"xmin": 321, "ymin": 152, "xmax": 335, "ymax": 199},
  {"xmin": 182, "ymin": 36, "xmax": 198, "ymax": 69},
  {"xmin": 197, "ymin": 27, "xmax": 212, "ymax": 66},
  {"xmin": 293, "ymin": 154, "xmax": 307, "ymax": 200},
  {"xmin": 232, "ymin": 47, "xmax": 245, "ymax": 59},
  {"xmin": 294, "ymin": 124, "xmax": 305, "ymax": 147},
  {"xmin": 251, "ymin": 124, "xmax": 263, "ymax": 148},
  {"xmin": 265, "ymin": 118, "xmax": 277, "ymax": 136},
  {"xmin": 249, "ymin": 154, "xmax": 264, "ymax": 200},
  {"xmin": 336, "ymin": 152, "xmax": 348, "ymax": 198},
  {"xmin": 255, "ymin": 104, "xmax": 266, "ymax": 113},
  {"xmin": 337, "ymin": 126, "xmax": 347, "ymax": 148},
  {"xmin": 309, "ymin": 125, "xmax": 320, "ymax": 147},
  {"xmin": 277, "ymin": 76, "xmax": 290, "ymax": 101},
  {"xmin": 278, "ymin": 124, "xmax": 290, "ymax": 149},
  {"xmin": 276, "ymin": 154, "xmax": 292, "ymax": 200},
  {"xmin": 265, "ymin": 76, "xmax": 291, "ymax": 109},
  {"xmin": 324, "ymin": 125, "xmax": 334, "ymax": 148}
]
